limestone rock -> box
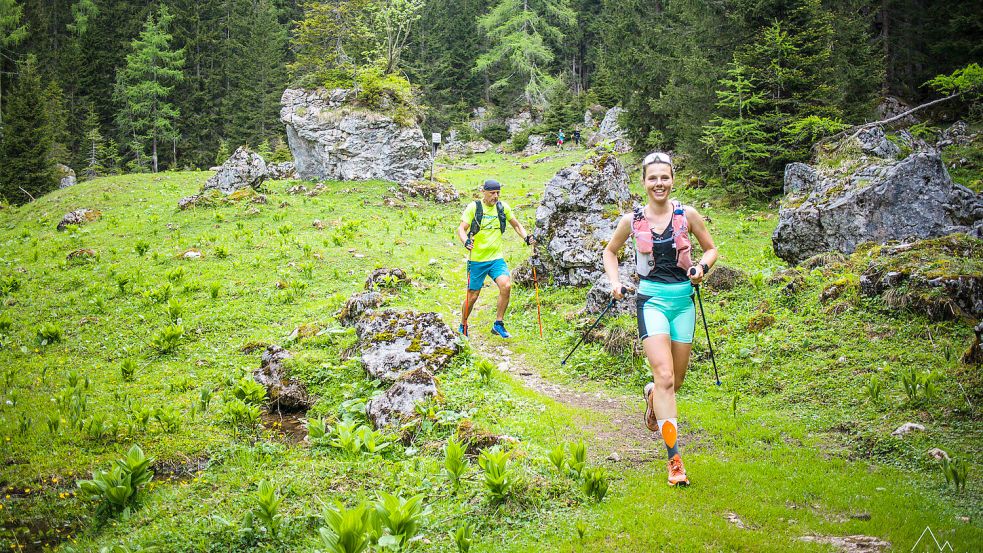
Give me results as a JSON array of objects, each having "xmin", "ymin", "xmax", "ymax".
[
  {"xmin": 526, "ymin": 151, "xmax": 632, "ymax": 287},
  {"xmin": 587, "ymin": 107, "xmax": 632, "ymax": 153},
  {"xmin": 57, "ymin": 208, "xmax": 100, "ymax": 231},
  {"xmin": 773, "ymin": 136, "xmax": 983, "ymax": 265},
  {"xmin": 874, "ymin": 96, "xmax": 918, "ymax": 126},
  {"xmin": 205, "ymin": 147, "xmax": 267, "ymax": 194},
  {"xmin": 891, "ymin": 422, "xmax": 925, "ymax": 437},
  {"xmin": 585, "ymin": 265, "xmax": 637, "ymax": 315},
  {"xmin": 854, "ymin": 127, "xmax": 900, "ymax": 158},
  {"xmin": 505, "ymin": 110, "xmax": 534, "ymax": 135},
  {"xmin": 365, "ymin": 367, "xmax": 438, "ymax": 429},
  {"xmin": 267, "ymin": 161, "xmax": 297, "ymax": 180},
  {"xmin": 704, "ymin": 265, "xmax": 746, "ymax": 292},
  {"xmin": 281, "ymin": 88, "xmax": 429, "ymax": 185},
  {"xmin": 355, "ymin": 309, "xmax": 459, "ymax": 382},
  {"xmin": 338, "ymin": 291, "xmax": 385, "ymax": 326},
  {"xmin": 56, "ymin": 164, "xmax": 77, "ymax": 189},
  {"xmin": 798, "ymin": 535, "xmax": 890, "ymax": 552},
  {"xmin": 937, "ymin": 120, "xmax": 976, "ymax": 149},
  {"xmin": 522, "ymin": 135, "xmax": 546, "ymax": 156},
  {"xmin": 254, "ymin": 345, "xmax": 313, "ymax": 411},
  {"xmin": 927, "ymin": 448, "xmax": 950, "ymax": 461},
  {"xmin": 396, "ymin": 180, "xmax": 460, "ymax": 203},
  {"xmin": 178, "ymin": 195, "xmax": 201, "ymax": 210},
  {"xmin": 364, "ymin": 267, "xmax": 409, "ymax": 291}
]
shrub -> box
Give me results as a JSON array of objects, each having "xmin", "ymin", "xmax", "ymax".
[
  {"xmin": 581, "ymin": 466, "xmax": 610, "ymax": 502},
  {"xmin": 480, "ymin": 124, "xmax": 508, "ymax": 144},
  {"xmin": 319, "ymin": 502, "xmax": 371, "ymax": 553},
  {"xmin": 372, "ymin": 492, "xmax": 431, "ymax": 550},
  {"xmin": 37, "ymin": 322, "xmax": 63, "ymax": 345},
  {"xmin": 232, "ymin": 376, "xmax": 267, "ymax": 406},
  {"xmin": 478, "ymin": 448, "xmax": 513, "ymax": 502},
  {"xmin": 444, "ymin": 436, "xmax": 467, "ymax": 489},
  {"xmin": 150, "ymin": 324, "xmax": 183, "ymax": 354},
  {"xmin": 77, "ymin": 444, "xmax": 154, "ymax": 518}
]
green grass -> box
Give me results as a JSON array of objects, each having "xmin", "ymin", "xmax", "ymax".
[{"xmin": 0, "ymin": 148, "xmax": 980, "ymax": 551}]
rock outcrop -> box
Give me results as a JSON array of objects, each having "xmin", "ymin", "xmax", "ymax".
[
  {"xmin": 525, "ymin": 151, "xmax": 633, "ymax": 287},
  {"xmin": 205, "ymin": 147, "xmax": 268, "ymax": 194},
  {"xmin": 281, "ymin": 88, "xmax": 429, "ymax": 185},
  {"xmin": 365, "ymin": 367, "xmax": 438, "ymax": 428},
  {"xmin": 57, "ymin": 208, "xmax": 100, "ymax": 231},
  {"xmin": 254, "ymin": 345, "xmax": 313, "ymax": 411},
  {"xmin": 267, "ymin": 161, "xmax": 297, "ymax": 180},
  {"xmin": 505, "ymin": 110, "xmax": 534, "ymax": 135},
  {"xmin": 522, "ymin": 135, "xmax": 546, "ymax": 156},
  {"xmin": 338, "ymin": 291, "xmax": 385, "ymax": 327},
  {"xmin": 354, "ymin": 309, "xmax": 459, "ymax": 383},
  {"xmin": 587, "ymin": 107, "xmax": 631, "ymax": 153},
  {"xmin": 773, "ymin": 127, "xmax": 983, "ymax": 265},
  {"xmin": 56, "ymin": 164, "xmax": 76, "ymax": 189}
]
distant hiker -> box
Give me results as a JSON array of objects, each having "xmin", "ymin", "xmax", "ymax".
[
  {"xmin": 573, "ymin": 128, "xmax": 581, "ymax": 146},
  {"xmin": 458, "ymin": 179, "xmax": 536, "ymax": 338},
  {"xmin": 602, "ymin": 152, "xmax": 718, "ymax": 486},
  {"xmin": 557, "ymin": 128, "xmax": 565, "ymax": 149}
]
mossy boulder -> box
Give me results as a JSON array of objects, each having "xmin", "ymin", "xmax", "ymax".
[
  {"xmin": 365, "ymin": 367, "xmax": 438, "ymax": 429},
  {"xmin": 254, "ymin": 345, "xmax": 313, "ymax": 412},
  {"xmin": 355, "ymin": 309, "xmax": 459, "ymax": 382}
]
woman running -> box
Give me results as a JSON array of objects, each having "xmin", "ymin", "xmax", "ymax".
[{"xmin": 602, "ymin": 151, "xmax": 718, "ymax": 486}]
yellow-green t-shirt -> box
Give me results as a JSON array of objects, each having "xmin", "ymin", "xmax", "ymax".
[{"xmin": 461, "ymin": 200, "xmax": 514, "ymax": 262}]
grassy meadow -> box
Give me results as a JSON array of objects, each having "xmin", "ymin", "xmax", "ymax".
[{"xmin": 0, "ymin": 145, "xmax": 980, "ymax": 552}]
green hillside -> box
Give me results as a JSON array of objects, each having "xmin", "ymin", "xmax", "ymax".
[{"xmin": 0, "ymin": 147, "xmax": 980, "ymax": 552}]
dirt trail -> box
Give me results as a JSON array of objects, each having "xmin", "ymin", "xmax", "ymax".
[{"xmin": 468, "ymin": 332, "xmax": 696, "ymax": 466}]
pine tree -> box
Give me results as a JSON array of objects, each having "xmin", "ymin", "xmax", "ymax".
[
  {"xmin": 701, "ymin": 62, "xmax": 775, "ymax": 198},
  {"xmin": 0, "ymin": 56, "xmax": 55, "ymax": 204},
  {"xmin": 80, "ymin": 106, "xmax": 105, "ymax": 179},
  {"xmin": 289, "ymin": 0, "xmax": 376, "ymax": 84},
  {"xmin": 226, "ymin": 0, "xmax": 288, "ymax": 150},
  {"xmin": 43, "ymin": 79, "xmax": 70, "ymax": 165},
  {"xmin": 474, "ymin": 0, "xmax": 576, "ymax": 109},
  {"xmin": 114, "ymin": 4, "xmax": 185, "ymax": 173},
  {"xmin": 0, "ymin": 0, "xmax": 28, "ymax": 125}
]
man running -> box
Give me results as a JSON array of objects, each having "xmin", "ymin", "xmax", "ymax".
[{"xmin": 457, "ymin": 179, "xmax": 536, "ymax": 338}]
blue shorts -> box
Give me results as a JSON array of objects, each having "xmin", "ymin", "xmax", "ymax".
[
  {"xmin": 636, "ymin": 280, "xmax": 696, "ymax": 343},
  {"xmin": 467, "ymin": 258, "xmax": 510, "ymax": 290}
]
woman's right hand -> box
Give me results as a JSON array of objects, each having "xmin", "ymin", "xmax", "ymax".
[{"xmin": 611, "ymin": 282, "xmax": 624, "ymax": 300}]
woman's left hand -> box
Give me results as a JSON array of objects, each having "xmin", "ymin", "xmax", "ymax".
[{"xmin": 688, "ymin": 265, "xmax": 704, "ymax": 285}]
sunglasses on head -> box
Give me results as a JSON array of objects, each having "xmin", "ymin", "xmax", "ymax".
[{"xmin": 643, "ymin": 152, "xmax": 673, "ymax": 166}]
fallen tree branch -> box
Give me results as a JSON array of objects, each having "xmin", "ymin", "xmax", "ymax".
[{"xmin": 815, "ymin": 92, "xmax": 962, "ymax": 154}]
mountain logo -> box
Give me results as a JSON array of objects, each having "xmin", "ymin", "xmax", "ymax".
[{"xmin": 911, "ymin": 526, "xmax": 954, "ymax": 552}]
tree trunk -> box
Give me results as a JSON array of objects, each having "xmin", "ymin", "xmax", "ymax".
[{"xmin": 152, "ymin": 137, "xmax": 158, "ymax": 173}]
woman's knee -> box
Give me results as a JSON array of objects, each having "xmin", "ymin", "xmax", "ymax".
[{"xmin": 650, "ymin": 362, "xmax": 674, "ymax": 390}]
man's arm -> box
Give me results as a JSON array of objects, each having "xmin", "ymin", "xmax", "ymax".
[{"xmin": 508, "ymin": 216, "xmax": 535, "ymax": 245}]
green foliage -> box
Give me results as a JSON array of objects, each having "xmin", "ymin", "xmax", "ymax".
[
  {"xmin": 480, "ymin": 124, "xmax": 508, "ymax": 144},
  {"xmin": 319, "ymin": 502, "xmax": 371, "ymax": 553},
  {"xmin": 251, "ymin": 480, "xmax": 285, "ymax": 537},
  {"xmin": 478, "ymin": 447, "xmax": 513, "ymax": 502},
  {"xmin": 864, "ymin": 376, "xmax": 881, "ymax": 404},
  {"xmin": 220, "ymin": 398, "xmax": 261, "ymax": 430},
  {"xmin": 443, "ymin": 436, "xmax": 467, "ymax": 489},
  {"xmin": 451, "ymin": 521, "xmax": 473, "ymax": 553},
  {"xmin": 0, "ymin": 55, "xmax": 56, "ymax": 204},
  {"xmin": 355, "ymin": 64, "xmax": 419, "ymax": 125},
  {"xmin": 474, "ymin": 0, "xmax": 576, "ymax": 109},
  {"xmin": 475, "ymin": 357, "xmax": 494, "ymax": 382},
  {"xmin": 120, "ymin": 359, "xmax": 137, "ymax": 382},
  {"xmin": 941, "ymin": 456, "xmax": 969, "ymax": 493},
  {"xmin": 372, "ymin": 492, "xmax": 431, "ymax": 550},
  {"xmin": 568, "ymin": 439, "xmax": 587, "ymax": 477},
  {"xmin": 36, "ymin": 322, "xmax": 63, "ymax": 345},
  {"xmin": 77, "ymin": 445, "xmax": 155, "ymax": 518},
  {"xmin": 580, "ymin": 466, "xmax": 609, "ymax": 502},
  {"xmin": 232, "ymin": 376, "xmax": 267, "ymax": 406},
  {"xmin": 306, "ymin": 416, "xmax": 330, "ymax": 443},
  {"xmin": 547, "ymin": 443, "xmax": 566, "ymax": 473},
  {"xmin": 926, "ymin": 63, "xmax": 983, "ymax": 99},
  {"xmin": 150, "ymin": 324, "xmax": 183, "ymax": 354},
  {"xmin": 165, "ymin": 297, "xmax": 184, "ymax": 322},
  {"xmin": 113, "ymin": 4, "xmax": 185, "ymax": 173},
  {"xmin": 214, "ymin": 140, "xmax": 230, "ymax": 167}
]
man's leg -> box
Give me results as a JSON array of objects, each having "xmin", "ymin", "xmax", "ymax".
[
  {"xmin": 493, "ymin": 274, "xmax": 511, "ymax": 321},
  {"xmin": 461, "ymin": 289, "xmax": 481, "ymax": 325}
]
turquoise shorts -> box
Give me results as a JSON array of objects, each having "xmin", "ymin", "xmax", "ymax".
[
  {"xmin": 467, "ymin": 258, "xmax": 510, "ymax": 290},
  {"xmin": 636, "ymin": 280, "xmax": 696, "ymax": 343}
]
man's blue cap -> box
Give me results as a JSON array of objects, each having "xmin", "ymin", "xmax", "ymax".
[{"xmin": 483, "ymin": 179, "xmax": 501, "ymax": 191}]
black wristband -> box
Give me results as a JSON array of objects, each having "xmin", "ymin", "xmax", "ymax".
[
  {"xmin": 700, "ymin": 262, "xmax": 710, "ymax": 274},
  {"xmin": 524, "ymin": 235, "xmax": 532, "ymax": 245}
]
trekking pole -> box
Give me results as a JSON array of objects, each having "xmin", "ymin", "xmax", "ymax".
[
  {"xmin": 561, "ymin": 287, "xmax": 626, "ymax": 365},
  {"xmin": 462, "ymin": 248, "xmax": 472, "ymax": 337},
  {"xmin": 531, "ymin": 248, "xmax": 543, "ymax": 338},
  {"xmin": 689, "ymin": 268, "xmax": 721, "ymax": 386}
]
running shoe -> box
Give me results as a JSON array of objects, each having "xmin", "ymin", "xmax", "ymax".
[
  {"xmin": 643, "ymin": 382, "xmax": 658, "ymax": 432},
  {"xmin": 667, "ymin": 454, "xmax": 690, "ymax": 486},
  {"xmin": 459, "ymin": 324, "xmax": 468, "ymax": 337},
  {"xmin": 491, "ymin": 320, "xmax": 510, "ymax": 338}
]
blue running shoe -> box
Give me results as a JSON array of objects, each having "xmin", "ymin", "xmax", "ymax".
[
  {"xmin": 459, "ymin": 324, "xmax": 468, "ymax": 337},
  {"xmin": 491, "ymin": 320, "xmax": 510, "ymax": 338}
]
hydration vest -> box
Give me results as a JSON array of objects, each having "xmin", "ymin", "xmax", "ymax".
[
  {"xmin": 631, "ymin": 200, "xmax": 693, "ymax": 277},
  {"xmin": 469, "ymin": 200, "xmax": 506, "ymax": 238}
]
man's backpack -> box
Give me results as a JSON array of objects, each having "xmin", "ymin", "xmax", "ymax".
[{"xmin": 469, "ymin": 200, "xmax": 506, "ymax": 237}]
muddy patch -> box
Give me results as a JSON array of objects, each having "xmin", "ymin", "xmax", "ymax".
[
  {"xmin": 1, "ymin": 516, "xmax": 80, "ymax": 552},
  {"xmin": 155, "ymin": 454, "xmax": 210, "ymax": 482},
  {"xmin": 262, "ymin": 410, "xmax": 308, "ymax": 445}
]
